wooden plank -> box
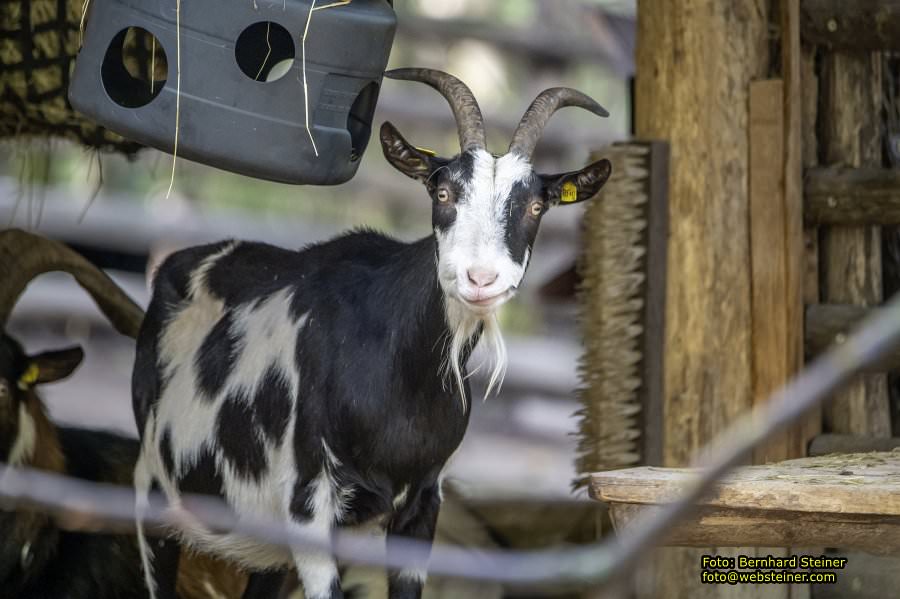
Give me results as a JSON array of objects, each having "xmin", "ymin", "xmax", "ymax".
[
  {"xmin": 591, "ymin": 452, "xmax": 900, "ymax": 516},
  {"xmin": 783, "ymin": 0, "xmax": 809, "ymax": 464},
  {"xmin": 608, "ymin": 503, "xmax": 900, "ymax": 554},
  {"xmin": 805, "ymin": 168, "xmax": 900, "ymax": 225},
  {"xmin": 635, "ymin": 1, "xmax": 768, "ymax": 595},
  {"xmin": 819, "ymin": 50, "xmax": 890, "ymax": 438},
  {"xmin": 635, "ymin": 0, "xmax": 763, "ymax": 483},
  {"xmin": 805, "ymin": 303, "xmax": 900, "ymax": 372},
  {"xmin": 801, "ymin": 47, "xmax": 822, "ymax": 464},
  {"xmin": 638, "ymin": 141, "xmax": 669, "ymax": 467},
  {"xmin": 801, "ymin": 0, "xmax": 900, "ymax": 51},
  {"xmin": 749, "ymin": 80, "xmax": 791, "ymax": 464},
  {"xmin": 809, "ymin": 434, "xmax": 900, "ymax": 456}
]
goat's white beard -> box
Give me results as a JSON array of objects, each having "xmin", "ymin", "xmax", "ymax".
[{"xmin": 443, "ymin": 299, "xmax": 508, "ymax": 411}]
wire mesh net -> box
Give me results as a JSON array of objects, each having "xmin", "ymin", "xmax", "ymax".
[{"xmin": 0, "ymin": 0, "xmax": 140, "ymax": 152}]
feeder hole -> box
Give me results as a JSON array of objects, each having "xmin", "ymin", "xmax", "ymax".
[
  {"xmin": 347, "ymin": 82, "xmax": 380, "ymax": 162},
  {"xmin": 235, "ymin": 22, "xmax": 295, "ymax": 83},
  {"xmin": 101, "ymin": 27, "xmax": 168, "ymax": 109}
]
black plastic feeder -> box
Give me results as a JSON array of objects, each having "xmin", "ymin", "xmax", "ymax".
[{"xmin": 69, "ymin": 0, "xmax": 396, "ymax": 185}]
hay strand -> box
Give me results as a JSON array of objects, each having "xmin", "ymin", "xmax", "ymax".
[
  {"xmin": 301, "ymin": 0, "xmax": 320, "ymax": 157},
  {"xmin": 300, "ymin": 0, "xmax": 352, "ymax": 157},
  {"xmin": 165, "ymin": 0, "xmax": 182, "ymax": 199},
  {"xmin": 79, "ymin": 0, "xmax": 90, "ymax": 46}
]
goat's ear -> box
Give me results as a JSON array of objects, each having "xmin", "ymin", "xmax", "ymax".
[
  {"xmin": 26, "ymin": 346, "xmax": 84, "ymax": 385},
  {"xmin": 541, "ymin": 158, "xmax": 612, "ymax": 206},
  {"xmin": 380, "ymin": 121, "xmax": 440, "ymax": 183}
]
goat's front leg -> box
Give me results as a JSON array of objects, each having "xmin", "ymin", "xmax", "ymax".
[
  {"xmin": 288, "ymin": 482, "xmax": 343, "ymax": 599},
  {"xmin": 386, "ymin": 484, "xmax": 441, "ymax": 599}
]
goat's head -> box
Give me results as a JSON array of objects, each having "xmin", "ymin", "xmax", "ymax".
[
  {"xmin": 0, "ymin": 334, "xmax": 82, "ymax": 466},
  {"xmin": 0, "ymin": 228, "xmax": 143, "ymax": 465},
  {"xmin": 380, "ymin": 69, "xmax": 611, "ymax": 315}
]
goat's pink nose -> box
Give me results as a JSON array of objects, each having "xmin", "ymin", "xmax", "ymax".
[{"xmin": 467, "ymin": 267, "xmax": 499, "ymax": 288}]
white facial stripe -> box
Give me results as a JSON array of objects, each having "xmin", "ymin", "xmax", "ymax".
[
  {"xmin": 9, "ymin": 403, "xmax": 36, "ymax": 465},
  {"xmin": 437, "ymin": 150, "xmax": 534, "ymax": 298}
]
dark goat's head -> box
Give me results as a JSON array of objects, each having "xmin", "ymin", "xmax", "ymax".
[
  {"xmin": 0, "ymin": 334, "xmax": 82, "ymax": 465},
  {"xmin": 0, "ymin": 229, "xmax": 143, "ymax": 463}
]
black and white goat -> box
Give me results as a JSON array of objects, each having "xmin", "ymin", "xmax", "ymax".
[
  {"xmin": 0, "ymin": 229, "xmax": 245, "ymax": 599},
  {"xmin": 133, "ymin": 68, "xmax": 611, "ymax": 599}
]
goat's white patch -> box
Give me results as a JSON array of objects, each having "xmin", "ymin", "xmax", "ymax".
[
  {"xmin": 187, "ymin": 242, "xmax": 237, "ymax": 299},
  {"xmin": 9, "ymin": 403, "xmax": 36, "ymax": 466},
  {"xmin": 434, "ymin": 150, "xmax": 532, "ymax": 407},
  {"xmin": 230, "ymin": 289, "xmax": 303, "ymax": 397},
  {"xmin": 392, "ymin": 484, "xmax": 410, "ymax": 509}
]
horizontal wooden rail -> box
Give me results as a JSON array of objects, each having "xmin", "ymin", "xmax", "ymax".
[
  {"xmin": 801, "ymin": 0, "xmax": 900, "ymax": 51},
  {"xmin": 805, "ymin": 168, "xmax": 900, "ymax": 225},
  {"xmin": 809, "ymin": 433, "xmax": 900, "ymax": 456},
  {"xmin": 592, "ymin": 452, "xmax": 900, "ymax": 554},
  {"xmin": 805, "ymin": 304, "xmax": 900, "ymax": 372}
]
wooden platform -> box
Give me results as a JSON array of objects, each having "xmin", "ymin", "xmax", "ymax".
[{"xmin": 590, "ymin": 451, "xmax": 900, "ymax": 554}]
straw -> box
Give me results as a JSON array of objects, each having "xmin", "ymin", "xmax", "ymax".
[
  {"xmin": 300, "ymin": 0, "xmax": 353, "ymax": 157},
  {"xmin": 165, "ymin": 0, "xmax": 182, "ymax": 199}
]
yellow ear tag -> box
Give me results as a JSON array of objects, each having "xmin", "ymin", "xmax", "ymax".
[
  {"xmin": 415, "ymin": 146, "xmax": 437, "ymax": 157},
  {"xmin": 561, "ymin": 181, "xmax": 578, "ymax": 203},
  {"xmin": 18, "ymin": 364, "xmax": 39, "ymax": 389}
]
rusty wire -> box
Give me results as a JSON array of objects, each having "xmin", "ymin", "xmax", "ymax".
[{"xmin": 2, "ymin": 296, "xmax": 900, "ymax": 587}]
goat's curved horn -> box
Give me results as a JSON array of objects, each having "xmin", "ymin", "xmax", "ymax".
[
  {"xmin": 0, "ymin": 229, "xmax": 143, "ymax": 339},
  {"xmin": 508, "ymin": 88, "xmax": 609, "ymax": 159},
  {"xmin": 385, "ymin": 68, "xmax": 486, "ymax": 152}
]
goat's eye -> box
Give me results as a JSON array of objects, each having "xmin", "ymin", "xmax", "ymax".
[
  {"xmin": 0, "ymin": 380, "xmax": 7, "ymax": 398},
  {"xmin": 530, "ymin": 202, "xmax": 543, "ymax": 217},
  {"xmin": 436, "ymin": 188, "xmax": 451, "ymax": 203}
]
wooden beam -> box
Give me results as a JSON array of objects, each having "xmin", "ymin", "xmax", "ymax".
[
  {"xmin": 809, "ymin": 433, "xmax": 900, "ymax": 456},
  {"xmin": 819, "ymin": 49, "xmax": 891, "ymax": 438},
  {"xmin": 782, "ymin": 0, "xmax": 809, "ymax": 464},
  {"xmin": 635, "ymin": 0, "xmax": 768, "ymax": 594},
  {"xmin": 805, "ymin": 303, "xmax": 900, "ymax": 372},
  {"xmin": 749, "ymin": 80, "xmax": 792, "ymax": 463},
  {"xmin": 592, "ymin": 452, "xmax": 900, "ymax": 553},
  {"xmin": 592, "ymin": 454, "xmax": 900, "ymax": 515},
  {"xmin": 805, "ymin": 168, "xmax": 900, "ymax": 225},
  {"xmin": 801, "ymin": 0, "xmax": 900, "ymax": 51},
  {"xmin": 801, "ymin": 44, "xmax": 822, "ymax": 465},
  {"xmin": 607, "ymin": 503, "xmax": 900, "ymax": 554},
  {"xmin": 638, "ymin": 141, "xmax": 669, "ymax": 468}
]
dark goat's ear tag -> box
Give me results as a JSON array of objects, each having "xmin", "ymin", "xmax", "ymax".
[
  {"xmin": 560, "ymin": 181, "xmax": 579, "ymax": 204},
  {"xmin": 17, "ymin": 364, "xmax": 40, "ymax": 390},
  {"xmin": 26, "ymin": 346, "xmax": 84, "ymax": 386}
]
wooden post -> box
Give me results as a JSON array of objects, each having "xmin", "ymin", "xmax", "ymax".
[
  {"xmin": 819, "ymin": 50, "xmax": 891, "ymax": 438},
  {"xmin": 749, "ymin": 79, "xmax": 791, "ymax": 464},
  {"xmin": 800, "ymin": 42, "xmax": 822, "ymax": 460},
  {"xmin": 635, "ymin": 0, "xmax": 768, "ymax": 595}
]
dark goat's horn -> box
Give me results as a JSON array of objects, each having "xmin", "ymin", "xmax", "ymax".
[
  {"xmin": 0, "ymin": 229, "xmax": 144, "ymax": 338},
  {"xmin": 508, "ymin": 88, "xmax": 609, "ymax": 159},
  {"xmin": 385, "ymin": 68, "xmax": 487, "ymax": 152}
]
